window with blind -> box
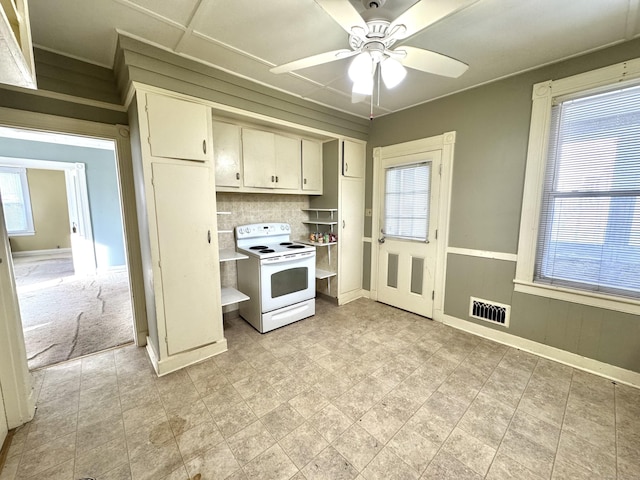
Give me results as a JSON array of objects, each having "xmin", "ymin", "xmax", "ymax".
[
  {"xmin": 0, "ymin": 167, "xmax": 35, "ymax": 236},
  {"xmin": 384, "ymin": 162, "xmax": 431, "ymax": 242},
  {"xmin": 535, "ymin": 84, "xmax": 640, "ymax": 298}
]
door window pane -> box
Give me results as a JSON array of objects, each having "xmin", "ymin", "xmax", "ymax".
[
  {"xmin": 384, "ymin": 162, "xmax": 430, "ymax": 241},
  {"xmin": 0, "ymin": 167, "xmax": 34, "ymax": 235}
]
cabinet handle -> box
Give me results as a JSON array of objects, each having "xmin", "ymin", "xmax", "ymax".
[
  {"xmin": 304, "ymin": 178, "xmax": 307, "ymax": 185},
  {"xmin": 271, "ymin": 175, "xmax": 275, "ymax": 182},
  {"xmin": 342, "ymin": 220, "xmax": 345, "ymax": 228},
  {"xmin": 207, "ymin": 230, "xmax": 211, "ymax": 244},
  {"xmin": 345, "ymin": 162, "xmax": 348, "ymax": 172},
  {"xmin": 203, "ymin": 140, "xmax": 207, "ymax": 154},
  {"xmin": 236, "ymin": 172, "xmax": 240, "ymax": 180},
  {"xmin": 275, "ymin": 176, "xmax": 279, "ymax": 183}
]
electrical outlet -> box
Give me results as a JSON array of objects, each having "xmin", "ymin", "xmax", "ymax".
[{"xmin": 365, "ymin": 208, "xmax": 372, "ymax": 217}]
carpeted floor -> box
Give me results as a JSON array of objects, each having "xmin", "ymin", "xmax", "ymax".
[{"xmin": 12, "ymin": 254, "xmax": 134, "ymax": 370}]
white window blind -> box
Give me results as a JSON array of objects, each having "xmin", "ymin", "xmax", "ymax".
[
  {"xmin": 0, "ymin": 167, "xmax": 34, "ymax": 235},
  {"xmin": 535, "ymin": 84, "xmax": 640, "ymax": 298},
  {"xmin": 384, "ymin": 162, "xmax": 431, "ymax": 242}
]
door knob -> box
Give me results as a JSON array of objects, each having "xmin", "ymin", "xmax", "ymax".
[{"xmin": 378, "ymin": 237, "xmax": 385, "ymax": 244}]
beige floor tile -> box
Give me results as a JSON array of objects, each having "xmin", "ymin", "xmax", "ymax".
[
  {"xmin": 486, "ymin": 451, "xmax": 544, "ymax": 480},
  {"xmin": 361, "ymin": 447, "xmax": 419, "ymax": 480},
  {"xmin": 441, "ymin": 427, "xmax": 496, "ymax": 477},
  {"xmin": 288, "ymin": 388, "xmax": 329, "ymax": 419},
  {"xmin": 76, "ymin": 412, "xmax": 125, "ymax": 454},
  {"xmin": 167, "ymin": 399, "xmax": 212, "ymax": 436},
  {"xmin": 556, "ymin": 430, "xmax": 616, "ymax": 479},
  {"xmin": 333, "ymin": 423, "xmax": 383, "ymax": 472},
  {"xmin": 422, "ymin": 451, "xmax": 483, "ymax": 480},
  {"xmin": 457, "ymin": 392, "xmax": 515, "ymax": 448},
  {"xmin": 212, "ymin": 401, "xmax": 258, "ymax": 438},
  {"xmin": 242, "ymin": 444, "xmax": 299, "ymax": 480},
  {"xmin": 226, "ymin": 420, "xmax": 275, "ymax": 465},
  {"xmin": 128, "ymin": 438, "xmax": 183, "ymax": 480},
  {"xmin": 386, "ymin": 423, "xmax": 438, "ymax": 474},
  {"xmin": 16, "ymin": 431, "xmax": 76, "ymax": 479},
  {"xmin": 279, "ymin": 422, "xmax": 330, "ymax": 469},
  {"xmin": 309, "ymin": 403, "xmax": 354, "ymax": 443},
  {"xmin": 175, "ymin": 420, "xmax": 224, "ymax": 462},
  {"xmin": 185, "ymin": 442, "xmax": 241, "ymax": 480},
  {"xmin": 75, "ymin": 437, "xmax": 129, "ymax": 479},
  {"xmin": 302, "ymin": 446, "xmax": 358, "ymax": 480},
  {"xmin": 498, "ymin": 428, "xmax": 556, "ymax": 479}
]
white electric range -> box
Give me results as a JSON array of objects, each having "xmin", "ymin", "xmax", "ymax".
[{"xmin": 235, "ymin": 223, "xmax": 316, "ymax": 333}]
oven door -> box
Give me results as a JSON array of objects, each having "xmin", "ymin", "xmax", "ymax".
[{"xmin": 260, "ymin": 251, "xmax": 315, "ymax": 312}]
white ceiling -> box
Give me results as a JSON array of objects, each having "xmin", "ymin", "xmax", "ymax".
[{"xmin": 28, "ymin": 0, "xmax": 640, "ymax": 118}]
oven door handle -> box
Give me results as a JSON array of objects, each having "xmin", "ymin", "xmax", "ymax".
[{"xmin": 261, "ymin": 252, "xmax": 315, "ymax": 265}]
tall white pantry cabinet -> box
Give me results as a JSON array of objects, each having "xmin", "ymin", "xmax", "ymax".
[{"xmin": 129, "ymin": 86, "xmax": 227, "ymax": 376}]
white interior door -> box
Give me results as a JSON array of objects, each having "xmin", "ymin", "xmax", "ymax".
[
  {"xmin": 376, "ymin": 150, "xmax": 441, "ymax": 317},
  {"xmin": 64, "ymin": 164, "xmax": 96, "ymax": 275},
  {"xmin": 152, "ymin": 162, "xmax": 221, "ymax": 355}
]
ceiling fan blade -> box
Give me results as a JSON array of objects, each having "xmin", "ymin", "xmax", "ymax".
[
  {"xmin": 398, "ymin": 46, "xmax": 468, "ymax": 78},
  {"xmin": 389, "ymin": 0, "xmax": 478, "ymax": 40},
  {"xmin": 270, "ymin": 49, "xmax": 357, "ymax": 74},
  {"xmin": 315, "ymin": 0, "xmax": 368, "ymax": 35}
]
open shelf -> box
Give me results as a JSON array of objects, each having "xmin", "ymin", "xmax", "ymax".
[
  {"xmin": 221, "ymin": 287, "xmax": 250, "ymax": 306},
  {"xmin": 302, "ymin": 220, "xmax": 338, "ymax": 226},
  {"xmin": 299, "ymin": 239, "xmax": 337, "ymax": 247},
  {"xmin": 302, "ymin": 208, "xmax": 338, "ymax": 213},
  {"xmin": 219, "ymin": 248, "xmax": 248, "ymax": 262},
  {"xmin": 316, "ymin": 268, "xmax": 337, "ymax": 280}
]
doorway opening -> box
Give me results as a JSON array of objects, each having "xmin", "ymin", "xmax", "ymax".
[{"xmin": 0, "ymin": 127, "xmax": 134, "ymax": 370}]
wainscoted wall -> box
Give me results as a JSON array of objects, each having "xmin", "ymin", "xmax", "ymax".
[{"xmin": 215, "ymin": 192, "xmax": 311, "ymax": 313}]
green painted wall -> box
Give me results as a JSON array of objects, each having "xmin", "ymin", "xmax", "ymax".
[{"xmin": 369, "ymin": 37, "xmax": 640, "ymax": 373}]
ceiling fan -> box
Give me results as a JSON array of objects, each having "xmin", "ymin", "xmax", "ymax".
[{"xmin": 270, "ymin": 0, "xmax": 475, "ymax": 101}]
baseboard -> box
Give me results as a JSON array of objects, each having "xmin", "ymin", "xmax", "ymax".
[
  {"xmin": 338, "ymin": 289, "xmax": 367, "ymax": 305},
  {"xmin": 11, "ymin": 248, "xmax": 71, "ymax": 258},
  {"xmin": 442, "ymin": 314, "xmax": 640, "ymax": 389},
  {"xmin": 146, "ymin": 337, "xmax": 228, "ymax": 377}
]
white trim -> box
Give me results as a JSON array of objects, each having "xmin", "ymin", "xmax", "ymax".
[
  {"xmin": 515, "ymin": 58, "xmax": 640, "ymax": 314},
  {"xmin": 514, "ymin": 281, "xmax": 640, "ymax": 316},
  {"xmin": 11, "ymin": 248, "xmax": 71, "ymax": 258},
  {"xmin": 363, "ymin": 237, "xmax": 372, "ymax": 243},
  {"xmin": 146, "ymin": 336, "xmax": 228, "ymax": 377},
  {"xmin": 337, "ymin": 289, "xmax": 367, "ymax": 306},
  {"xmin": 448, "ymin": 247, "xmax": 518, "ymax": 262},
  {"xmin": 442, "ymin": 314, "xmax": 640, "ymax": 389}
]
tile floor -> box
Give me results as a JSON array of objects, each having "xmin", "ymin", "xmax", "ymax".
[{"xmin": 1, "ymin": 297, "xmax": 639, "ymax": 480}]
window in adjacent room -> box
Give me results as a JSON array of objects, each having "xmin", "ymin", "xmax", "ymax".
[
  {"xmin": 515, "ymin": 58, "xmax": 640, "ymax": 312},
  {"xmin": 0, "ymin": 166, "xmax": 35, "ymax": 235}
]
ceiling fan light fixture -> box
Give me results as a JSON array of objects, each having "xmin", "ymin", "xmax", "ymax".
[
  {"xmin": 380, "ymin": 57, "xmax": 406, "ymax": 89},
  {"xmin": 352, "ymin": 75, "xmax": 374, "ymax": 96},
  {"xmin": 348, "ymin": 52, "xmax": 373, "ymax": 83}
]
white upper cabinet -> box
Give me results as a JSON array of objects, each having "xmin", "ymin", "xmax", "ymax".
[
  {"xmin": 302, "ymin": 139, "xmax": 322, "ymax": 193},
  {"xmin": 342, "ymin": 140, "xmax": 365, "ymax": 178},
  {"xmin": 212, "ymin": 121, "xmax": 242, "ymax": 187},
  {"xmin": 242, "ymin": 128, "xmax": 276, "ymax": 188},
  {"xmin": 274, "ymin": 134, "xmax": 301, "ymax": 190},
  {"xmin": 242, "ymin": 128, "xmax": 302, "ymax": 190},
  {"xmin": 145, "ymin": 93, "xmax": 210, "ymax": 162}
]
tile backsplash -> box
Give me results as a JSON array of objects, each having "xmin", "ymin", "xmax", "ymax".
[{"xmin": 216, "ymin": 192, "xmax": 311, "ymax": 312}]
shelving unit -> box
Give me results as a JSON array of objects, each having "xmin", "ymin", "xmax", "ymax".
[
  {"xmin": 302, "ymin": 208, "xmax": 338, "ymax": 291},
  {"xmin": 217, "ymin": 211, "xmax": 249, "ymax": 307}
]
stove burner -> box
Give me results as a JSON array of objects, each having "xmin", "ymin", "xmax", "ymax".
[
  {"xmin": 250, "ymin": 245, "xmax": 268, "ymax": 250},
  {"xmin": 280, "ymin": 242, "xmax": 293, "ymax": 246},
  {"xmin": 259, "ymin": 249, "xmax": 275, "ymax": 253},
  {"xmin": 287, "ymin": 245, "xmax": 305, "ymax": 249}
]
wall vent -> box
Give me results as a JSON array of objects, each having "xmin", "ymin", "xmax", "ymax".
[{"xmin": 469, "ymin": 297, "xmax": 510, "ymax": 327}]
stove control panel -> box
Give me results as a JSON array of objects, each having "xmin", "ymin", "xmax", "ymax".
[{"xmin": 236, "ymin": 223, "xmax": 291, "ymax": 239}]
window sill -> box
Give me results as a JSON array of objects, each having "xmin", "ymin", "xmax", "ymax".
[
  {"xmin": 513, "ymin": 280, "xmax": 640, "ymax": 315},
  {"xmin": 8, "ymin": 231, "xmax": 35, "ymax": 237}
]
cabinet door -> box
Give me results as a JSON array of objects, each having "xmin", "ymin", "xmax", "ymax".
[
  {"xmin": 339, "ymin": 177, "xmax": 364, "ymax": 295},
  {"xmin": 302, "ymin": 139, "xmax": 322, "ymax": 192},
  {"xmin": 242, "ymin": 128, "xmax": 275, "ymax": 188},
  {"xmin": 152, "ymin": 162, "xmax": 222, "ymax": 355},
  {"xmin": 146, "ymin": 93, "xmax": 210, "ymax": 162},
  {"xmin": 213, "ymin": 121, "xmax": 242, "ymax": 187},
  {"xmin": 274, "ymin": 134, "xmax": 301, "ymax": 190},
  {"xmin": 342, "ymin": 140, "xmax": 365, "ymax": 178}
]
